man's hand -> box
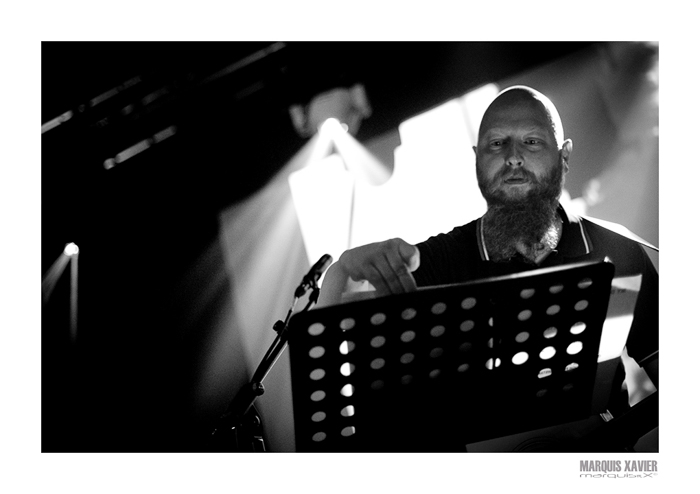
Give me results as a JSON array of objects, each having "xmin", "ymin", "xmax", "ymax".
[{"xmin": 337, "ymin": 238, "xmax": 420, "ymax": 297}]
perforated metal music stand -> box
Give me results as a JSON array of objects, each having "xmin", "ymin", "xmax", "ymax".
[{"xmin": 288, "ymin": 260, "xmax": 615, "ymax": 452}]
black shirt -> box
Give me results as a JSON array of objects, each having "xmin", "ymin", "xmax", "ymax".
[{"xmin": 413, "ymin": 205, "xmax": 658, "ymax": 365}]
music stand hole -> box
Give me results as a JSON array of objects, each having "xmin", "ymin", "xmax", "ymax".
[
  {"xmin": 341, "ymin": 426, "xmax": 356, "ymax": 437},
  {"xmin": 567, "ymin": 341, "xmax": 583, "ymax": 355},
  {"xmin": 371, "ymin": 380, "xmax": 384, "ymax": 390},
  {"xmin": 520, "ymin": 288, "xmax": 535, "ymax": 299},
  {"xmin": 536, "ymin": 389, "xmax": 548, "ymax": 398},
  {"xmin": 515, "ymin": 331, "xmax": 530, "ymax": 343},
  {"xmin": 370, "ymin": 313, "xmax": 386, "ymax": 325},
  {"xmin": 429, "ymin": 369, "xmax": 441, "ymax": 378},
  {"xmin": 549, "ymin": 284, "xmax": 564, "ymax": 294},
  {"xmin": 400, "ymin": 330, "xmax": 416, "ymax": 343},
  {"xmin": 340, "ymin": 318, "xmax": 355, "ymax": 331},
  {"xmin": 459, "ymin": 342, "xmax": 472, "ymax": 353},
  {"xmin": 312, "ymin": 432, "xmax": 327, "ymax": 442},
  {"xmin": 575, "ymin": 300, "xmax": 589, "ymax": 311},
  {"xmin": 309, "ymin": 368, "xmax": 325, "ymax": 381},
  {"xmin": 540, "ymin": 346, "xmax": 556, "ymax": 360},
  {"xmin": 570, "ymin": 322, "xmax": 586, "ymax": 334},
  {"xmin": 431, "ymin": 302, "xmax": 447, "ymax": 315},
  {"xmin": 565, "ymin": 362, "xmax": 579, "ymax": 372},
  {"xmin": 457, "ymin": 363, "xmax": 470, "ymax": 372},
  {"xmin": 578, "ymin": 278, "xmax": 593, "ymax": 289},
  {"xmin": 340, "ymin": 384, "xmax": 354, "ymax": 397},
  {"xmin": 538, "ymin": 368, "xmax": 552, "ymax": 379},
  {"xmin": 461, "ymin": 297, "xmax": 477, "ymax": 310},
  {"xmin": 311, "ymin": 411, "xmax": 326, "ymax": 423},
  {"xmin": 543, "ymin": 327, "xmax": 558, "ymax": 339},
  {"xmin": 370, "ymin": 336, "xmax": 386, "ymax": 348},
  {"xmin": 340, "ymin": 362, "xmax": 355, "ymax": 376},
  {"xmin": 401, "ymin": 375, "xmax": 413, "ymax": 385},
  {"xmin": 339, "ymin": 341, "xmax": 355, "ymax": 355},
  {"xmin": 370, "ymin": 358, "xmax": 385, "ymax": 370},
  {"xmin": 340, "ymin": 405, "xmax": 355, "ymax": 417},
  {"xmin": 308, "ymin": 323, "xmax": 325, "ymax": 336},
  {"xmin": 485, "ymin": 358, "xmax": 501, "ymax": 370},
  {"xmin": 487, "ymin": 337, "xmax": 501, "ymax": 349},
  {"xmin": 310, "ymin": 390, "xmax": 326, "ymax": 402},
  {"xmin": 563, "ymin": 383, "xmax": 574, "ymax": 392},
  {"xmin": 518, "ymin": 310, "xmax": 532, "ymax": 321},
  {"xmin": 512, "ymin": 351, "xmax": 529, "ymax": 365},
  {"xmin": 430, "ymin": 347, "xmax": 444, "ymax": 358},
  {"xmin": 400, "ymin": 353, "xmax": 415, "ymax": 364},
  {"xmin": 309, "ymin": 346, "xmax": 325, "ymax": 359},
  {"xmin": 546, "ymin": 304, "xmax": 560, "ymax": 316},
  {"xmin": 460, "ymin": 320, "xmax": 475, "ymax": 332},
  {"xmin": 401, "ymin": 308, "xmax": 417, "ymax": 320},
  {"xmin": 430, "ymin": 325, "xmax": 446, "ymax": 337}
]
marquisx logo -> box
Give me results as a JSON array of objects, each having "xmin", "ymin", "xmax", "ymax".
[{"xmin": 579, "ymin": 460, "xmax": 658, "ymax": 478}]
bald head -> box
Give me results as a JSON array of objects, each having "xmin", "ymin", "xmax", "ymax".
[
  {"xmin": 479, "ymin": 86, "xmax": 566, "ymax": 147},
  {"xmin": 473, "ymin": 85, "xmax": 573, "ymax": 208}
]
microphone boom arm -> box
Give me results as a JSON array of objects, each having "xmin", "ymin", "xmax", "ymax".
[{"xmin": 210, "ymin": 254, "xmax": 332, "ymax": 450}]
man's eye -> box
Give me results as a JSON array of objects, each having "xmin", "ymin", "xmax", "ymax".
[
  {"xmin": 525, "ymin": 139, "xmax": 541, "ymax": 145},
  {"xmin": 490, "ymin": 140, "xmax": 502, "ymax": 147}
]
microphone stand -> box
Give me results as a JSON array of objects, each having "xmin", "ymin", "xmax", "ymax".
[{"xmin": 209, "ymin": 281, "xmax": 322, "ymax": 451}]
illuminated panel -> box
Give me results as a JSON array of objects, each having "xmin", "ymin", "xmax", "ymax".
[
  {"xmin": 352, "ymin": 96, "xmax": 490, "ymax": 247},
  {"xmin": 289, "ymin": 84, "xmax": 499, "ymax": 267}
]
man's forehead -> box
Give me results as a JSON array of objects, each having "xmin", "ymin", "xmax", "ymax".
[{"xmin": 479, "ymin": 96, "xmax": 557, "ymax": 138}]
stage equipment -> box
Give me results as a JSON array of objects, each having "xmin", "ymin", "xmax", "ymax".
[
  {"xmin": 289, "ymin": 84, "xmax": 372, "ymax": 138},
  {"xmin": 43, "ymin": 243, "xmax": 80, "ymax": 342},
  {"xmin": 210, "ymin": 254, "xmax": 333, "ymax": 452},
  {"xmin": 288, "ymin": 260, "xmax": 617, "ymax": 452}
]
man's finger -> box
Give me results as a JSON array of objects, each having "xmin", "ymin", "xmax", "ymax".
[
  {"xmin": 384, "ymin": 250, "xmax": 417, "ymax": 293},
  {"xmin": 398, "ymin": 241, "xmax": 421, "ymax": 272},
  {"xmin": 367, "ymin": 263, "xmax": 393, "ymax": 297}
]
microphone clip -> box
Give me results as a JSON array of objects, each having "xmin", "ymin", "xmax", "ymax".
[{"xmin": 294, "ymin": 254, "xmax": 333, "ymax": 299}]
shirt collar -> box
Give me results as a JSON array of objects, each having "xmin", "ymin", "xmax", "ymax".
[{"xmin": 477, "ymin": 203, "xmax": 592, "ymax": 261}]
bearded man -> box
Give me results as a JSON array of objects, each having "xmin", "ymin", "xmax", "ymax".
[{"xmin": 317, "ymin": 86, "xmax": 658, "ymax": 445}]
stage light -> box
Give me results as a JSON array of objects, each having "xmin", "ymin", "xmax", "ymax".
[
  {"xmin": 103, "ymin": 125, "xmax": 177, "ymax": 170},
  {"xmin": 64, "ymin": 242, "xmax": 79, "ymax": 256},
  {"xmin": 41, "ymin": 109, "xmax": 73, "ymax": 134},
  {"xmin": 319, "ymin": 118, "xmax": 348, "ymax": 137},
  {"xmin": 289, "ymin": 84, "xmax": 372, "ymax": 138}
]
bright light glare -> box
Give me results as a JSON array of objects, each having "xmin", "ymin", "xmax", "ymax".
[
  {"xmin": 318, "ymin": 118, "xmax": 347, "ymax": 137},
  {"xmin": 64, "ymin": 242, "xmax": 79, "ymax": 256}
]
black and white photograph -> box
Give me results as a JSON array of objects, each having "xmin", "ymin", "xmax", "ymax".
[
  {"xmin": 6, "ymin": 7, "xmax": 696, "ymax": 490},
  {"xmin": 40, "ymin": 40, "xmax": 660, "ymax": 455}
]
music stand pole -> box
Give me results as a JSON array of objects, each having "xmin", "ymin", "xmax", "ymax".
[{"xmin": 210, "ymin": 284, "xmax": 320, "ymax": 450}]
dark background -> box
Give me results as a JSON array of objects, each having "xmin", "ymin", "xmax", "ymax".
[{"xmin": 41, "ymin": 41, "xmax": 598, "ymax": 451}]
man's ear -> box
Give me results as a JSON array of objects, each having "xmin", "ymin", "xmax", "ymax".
[
  {"xmin": 560, "ymin": 139, "xmax": 573, "ymax": 173},
  {"xmin": 472, "ymin": 145, "xmax": 477, "ymax": 156}
]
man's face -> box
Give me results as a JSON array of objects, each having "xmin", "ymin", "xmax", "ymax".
[{"xmin": 474, "ymin": 96, "xmax": 570, "ymax": 205}]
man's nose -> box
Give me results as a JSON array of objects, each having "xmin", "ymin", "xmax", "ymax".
[{"xmin": 506, "ymin": 141, "xmax": 523, "ymax": 167}]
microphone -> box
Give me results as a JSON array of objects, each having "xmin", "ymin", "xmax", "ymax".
[{"xmin": 295, "ymin": 254, "xmax": 333, "ymax": 298}]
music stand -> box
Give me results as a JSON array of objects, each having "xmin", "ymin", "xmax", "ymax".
[{"xmin": 288, "ymin": 260, "xmax": 615, "ymax": 452}]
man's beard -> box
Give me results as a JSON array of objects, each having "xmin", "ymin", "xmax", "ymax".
[{"xmin": 477, "ymin": 160, "xmax": 565, "ymax": 263}]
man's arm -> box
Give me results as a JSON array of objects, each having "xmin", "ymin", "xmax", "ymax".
[{"xmin": 317, "ymin": 238, "xmax": 420, "ymax": 307}]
